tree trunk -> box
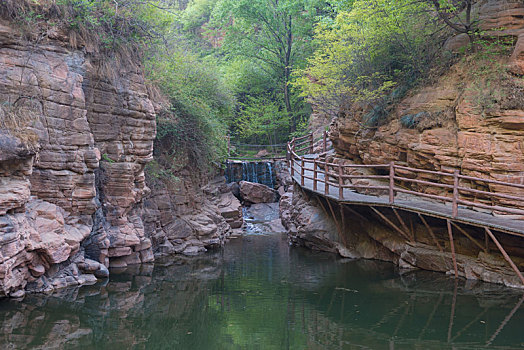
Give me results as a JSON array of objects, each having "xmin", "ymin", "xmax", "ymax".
[{"xmin": 284, "ymin": 15, "xmax": 294, "ymax": 133}]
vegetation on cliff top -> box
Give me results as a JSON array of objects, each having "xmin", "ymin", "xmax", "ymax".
[{"xmin": 2, "ymin": 0, "xmax": 517, "ymax": 171}]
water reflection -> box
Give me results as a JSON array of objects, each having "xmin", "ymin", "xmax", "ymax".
[{"xmin": 0, "ymin": 234, "xmax": 523, "ymax": 349}]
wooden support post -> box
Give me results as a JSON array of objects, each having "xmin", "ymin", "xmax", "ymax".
[
  {"xmin": 485, "ymin": 230, "xmax": 490, "ymax": 253},
  {"xmin": 310, "ymin": 133, "xmax": 314, "ymax": 153},
  {"xmin": 290, "ymin": 138, "xmax": 295, "ymax": 177},
  {"xmin": 324, "ymin": 162, "xmax": 329, "ymax": 195},
  {"xmin": 340, "ymin": 205, "xmax": 347, "ymax": 244},
  {"xmin": 338, "ymin": 163, "xmax": 344, "ymax": 200},
  {"xmin": 447, "ymin": 279, "xmax": 458, "ymax": 342},
  {"xmin": 389, "ymin": 162, "xmax": 395, "ymax": 204},
  {"xmin": 485, "ymin": 228, "xmax": 524, "ymax": 286},
  {"xmin": 345, "ymin": 206, "xmax": 369, "ymax": 223},
  {"xmin": 450, "ymin": 222, "xmax": 486, "ymax": 253},
  {"xmin": 418, "ymin": 214, "xmax": 443, "ymax": 252},
  {"xmin": 313, "ymin": 160, "xmax": 318, "ymax": 191},
  {"xmin": 300, "ymin": 157, "xmax": 305, "ymax": 187},
  {"xmin": 370, "ymin": 207, "xmax": 412, "ymax": 242},
  {"xmin": 323, "ymin": 130, "xmax": 327, "ymax": 153},
  {"xmin": 393, "ymin": 209, "xmax": 413, "ymax": 242},
  {"xmin": 447, "ymin": 220, "xmax": 459, "ymax": 278},
  {"xmin": 290, "ymin": 155, "xmax": 294, "ymax": 177},
  {"xmin": 452, "ymin": 170, "xmax": 459, "ymax": 218},
  {"xmin": 326, "ymin": 198, "xmax": 346, "ymax": 246}
]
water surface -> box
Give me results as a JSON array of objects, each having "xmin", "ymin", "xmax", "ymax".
[{"xmin": 0, "ymin": 226, "xmax": 523, "ymax": 349}]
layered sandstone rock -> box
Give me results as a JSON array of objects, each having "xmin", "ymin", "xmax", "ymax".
[
  {"xmin": 142, "ymin": 175, "xmax": 236, "ymax": 257},
  {"xmin": 0, "ymin": 17, "xmax": 157, "ymax": 295},
  {"xmin": 329, "ymin": 0, "xmax": 524, "ymax": 211},
  {"xmin": 0, "ymin": 18, "xmax": 230, "ymax": 296}
]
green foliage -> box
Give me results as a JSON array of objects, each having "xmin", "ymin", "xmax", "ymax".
[
  {"xmin": 463, "ymin": 34, "xmax": 516, "ymax": 115},
  {"xmin": 236, "ymin": 95, "xmax": 289, "ymax": 144},
  {"xmin": 210, "ymin": 0, "xmax": 329, "ymax": 135},
  {"xmin": 101, "ymin": 153, "xmax": 115, "ymax": 163},
  {"xmin": 146, "ymin": 47, "xmax": 234, "ymax": 172},
  {"xmin": 294, "ymin": 0, "xmax": 443, "ymax": 127}
]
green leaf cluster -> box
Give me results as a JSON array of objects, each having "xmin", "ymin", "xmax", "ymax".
[
  {"xmin": 146, "ymin": 47, "xmax": 235, "ymax": 172},
  {"xmin": 294, "ymin": 0, "xmax": 441, "ymax": 123}
]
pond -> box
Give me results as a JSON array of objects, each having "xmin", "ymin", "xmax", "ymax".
[{"xmin": 0, "ymin": 207, "xmax": 523, "ymax": 349}]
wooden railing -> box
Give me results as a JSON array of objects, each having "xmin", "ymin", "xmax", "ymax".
[
  {"xmin": 287, "ymin": 134, "xmax": 524, "ymax": 218},
  {"xmin": 227, "ymin": 136, "xmax": 288, "ymax": 161}
]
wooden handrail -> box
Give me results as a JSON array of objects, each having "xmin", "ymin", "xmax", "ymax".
[
  {"xmin": 459, "ymin": 174, "xmax": 524, "ymax": 190},
  {"xmin": 393, "ymin": 164, "xmax": 454, "ymax": 177},
  {"xmin": 293, "ymin": 134, "xmax": 311, "ymax": 141},
  {"xmin": 287, "ymin": 136, "xmax": 524, "ymax": 219},
  {"xmin": 294, "ymin": 139, "xmax": 312, "ymax": 148}
]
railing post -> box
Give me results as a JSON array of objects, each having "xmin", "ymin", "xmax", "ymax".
[
  {"xmin": 338, "ymin": 163, "xmax": 344, "ymax": 200},
  {"xmin": 389, "ymin": 161, "xmax": 395, "ymax": 204},
  {"xmin": 323, "ymin": 131, "xmax": 327, "ymax": 153},
  {"xmin": 290, "ymin": 138, "xmax": 295, "ymax": 177},
  {"xmin": 452, "ymin": 170, "xmax": 459, "ymax": 218},
  {"xmin": 227, "ymin": 135, "xmax": 231, "ymax": 157},
  {"xmin": 301, "ymin": 157, "xmax": 305, "ymax": 187},
  {"xmin": 313, "ymin": 159, "xmax": 318, "ymax": 191},
  {"xmin": 324, "ymin": 161, "xmax": 329, "ymax": 195},
  {"xmin": 309, "ymin": 133, "xmax": 314, "ymax": 153}
]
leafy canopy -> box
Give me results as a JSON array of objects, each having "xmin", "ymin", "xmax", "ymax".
[{"xmin": 294, "ymin": 0, "xmax": 440, "ymax": 122}]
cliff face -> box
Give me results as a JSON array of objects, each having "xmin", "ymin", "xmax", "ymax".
[
  {"xmin": 329, "ymin": 1, "xmax": 524, "ymax": 209},
  {"xmin": 282, "ymin": 188, "xmax": 524, "ymax": 288},
  {"xmin": 283, "ymin": 1, "xmax": 524, "ymax": 288},
  {"xmin": 0, "ymin": 20, "xmax": 234, "ymax": 297}
]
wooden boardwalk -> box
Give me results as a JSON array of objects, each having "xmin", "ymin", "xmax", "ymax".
[
  {"xmin": 291, "ymin": 165, "xmax": 524, "ymax": 238},
  {"xmin": 286, "ymin": 133, "xmax": 524, "ymax": 285}
]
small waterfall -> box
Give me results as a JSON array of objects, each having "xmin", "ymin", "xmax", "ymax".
[
  {"xmin": 226, "ymin": 161, "xmax": 276, "ymax": 188},
  {"xmin": 225, "ymin": 161, "xmax": 232, "ymax": 183},
  {"xmin": 266, "ymin": 162, "xmax": 274, "ymax": 188},
  {"xmin": 242, "ymin": 162, "xmax": 247, "ymax": 182},
  {"xmin": 252, "ymin": 162, "xmax": 258, "ymax": 183}
]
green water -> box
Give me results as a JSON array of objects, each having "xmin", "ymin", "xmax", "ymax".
[{"xmin": 0, "ymin": 232, "xmax": 523, "ymax": 349}]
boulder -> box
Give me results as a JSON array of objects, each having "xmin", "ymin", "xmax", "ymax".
[
  {"xmin": 239, "ymin": 181, "xmax": 278, "ymax": 204},
  {"xmin": 227, "ymin": 182, "xmax": 241, "ymax": 199},
  {"xmin": 216, "ymin": 191, "xmax": 243, "ymax": 229},
  {"xmin": 443, "ymin": 33, "xmax": 471, "ymax": 53},
  {"xmin": 255, "ymin": 149, "xmax": 269, "ymax": 158}
]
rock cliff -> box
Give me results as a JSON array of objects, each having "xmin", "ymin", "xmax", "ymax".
[
  {"xmin": 0, "ymin": 19, "xmax": 236, "ymax": 297},
  {"xmin": 282, "ymin": 187, "xmax": 524, "ymax": 288},
  {"xmin": 329, "ymin": 1, "xmax": 524, "ymax": 209},
  {"xmin": 283, "ymin": 0, "xmax": 524, "ymax": 288}
]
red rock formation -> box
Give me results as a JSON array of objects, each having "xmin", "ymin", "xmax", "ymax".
[
  {"xmin": 329, "ymin": 1, "xmax": 524, "ymax": 210},
  {"xmin": 0, "ymin": 19, "xmax": 233, "ymax": 296},
  {"xmin": 284, "ymin": 0, "xmax": 524, "ymax": 288}
]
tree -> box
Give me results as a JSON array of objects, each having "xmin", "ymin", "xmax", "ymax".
[
  {"xmin": 294, "ymin": 0, "xmax": 441, "ymax": 125},
  {"xmin": 428, "ymin": 0, "xmax": 478, "ymax": 43},
  {"xmin": 210, "ymin": 0, "xmax": 328, "ymax": 133}
]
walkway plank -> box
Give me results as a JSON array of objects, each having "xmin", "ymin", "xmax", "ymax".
[{"xmin": 292, "ymin": 161, "xmax": 524, "ymax": 237}]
